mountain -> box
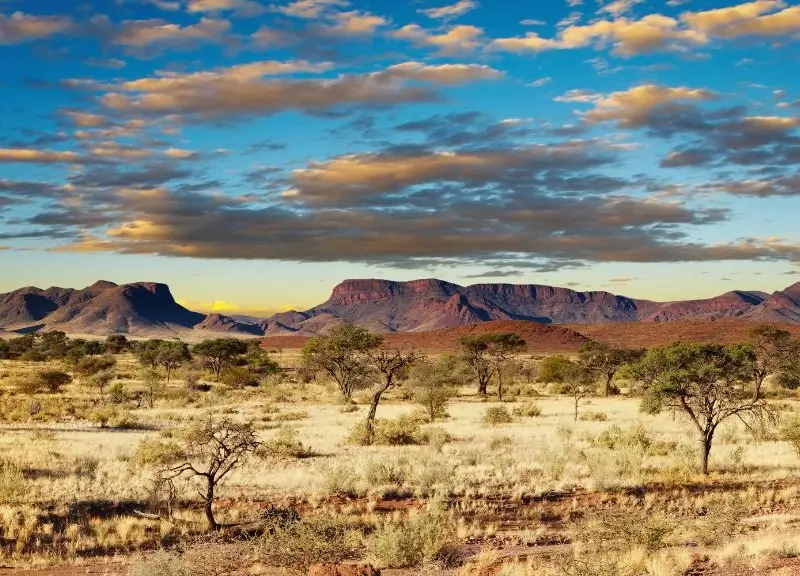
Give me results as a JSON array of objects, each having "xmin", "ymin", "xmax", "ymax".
[
  {"xmin": 0, "ymin": 281, "xmax": 256, "ymax": 338},
  {"xmin": 261, "ymin": 278, "xmax": 800, "ymax": 335},
  {"xmin": 2, "ymin": 277, "xmax": 800, "ymax": 338}
]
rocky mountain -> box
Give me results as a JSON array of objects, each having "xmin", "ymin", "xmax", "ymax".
[
  {"xmin": 0, "ymin": 281, "xmax": 249, "ymax": 338},
  {"xmin": 1, "ymin": 277, "xmax": 799, "ymax": 338},
  {"xmin": 261, "ymin": 278, "xmax": 800, "ymax": 335}
]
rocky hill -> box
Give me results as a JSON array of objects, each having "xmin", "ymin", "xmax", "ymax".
[{"xmin": 1, "ymin": 277, "xmax": 799, "ymax": 338}]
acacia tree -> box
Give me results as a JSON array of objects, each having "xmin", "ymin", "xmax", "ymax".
[
  {"xmin": 192, "ymin": 338, "xmax": 249, "ymax": 380},
  {"xmin": 156, "ymin": 341, "xmax": 191, "ymax": 385},
  {"xmin": 538, "ymin": 355, "xmax": 590, "ymax": 420},
  {"xmin": 136, "ymin": 417, "xmax": 260, "ymax": 531},
  {"xmin": 578, "ymin": 341, "xmax": 643, "ymax": 396},
  {"xmin": 411, "ymin": 358, "xmax": 459, "ymax": 422},
  {"xmin": 748, "ymin": 325, "xmax": 800, "ymax": 400},
  {"xmin": 635, "ymin": 342, "xmax": 773, "ymax": 474},
  {"xmin": 301, "ymin": 324, "xmax": 382, "ymax": 400},
  {"xmin": 363, "ymin": 348, "xmax": 422, "ymax": 443},
  {"xmin": 485, "ymin": 332, "xmax": 526, "ymax": 402},
  {"xmin": 458, "ymin": 335, "xmax": 494, "ymax": 396}
]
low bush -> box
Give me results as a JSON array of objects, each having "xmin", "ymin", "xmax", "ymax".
[
  {"xmin": 263, "ymin": 427, "xmax": 317, "ymax": 459},
  {"xmin": 579, "ymin": 411, "xmax": 608, "ymax": 422},
  {"xmin": 0, "ymin": 460, "xmax": 26, "ymax": 503},
  {"xmin": 512, "ymin": 402, "xmax": 542, "ymax": 418},
  {"xmin": 482, "ymin": 406, "xmax": 513, "ymax": 426},
  {"xmin": 258, "ymin": 516, "xmax": 365, "ymax": 573},
  {"xmin": 274, "ymin": 410, "xmax": 309, "ymax": 422},
  {"xmin": 779, "ymin": 414, "xmax": 800, "ymax": 458},
  {"xmin": 367, "ymin": 498, "xmax": 459, "ymax": 568},
  {"xmin": 348, "ymin": 414, "xmax": 436, "ymax": 446}
]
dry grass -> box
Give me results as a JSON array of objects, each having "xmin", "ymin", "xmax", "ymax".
[{"xmin": 2, "ymin": 351, "xmax": 800, "ymax": 573}]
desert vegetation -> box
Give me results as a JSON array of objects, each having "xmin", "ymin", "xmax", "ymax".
[{"xmin": 1, "ymin": 326, "xmax": 800, "ymax": 575}]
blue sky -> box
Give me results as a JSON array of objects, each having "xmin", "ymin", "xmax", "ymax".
[{"xmin": 1, "ymin": 0, "xmax": 799, "ymax": 315}]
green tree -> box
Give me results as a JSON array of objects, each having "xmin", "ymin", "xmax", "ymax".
[
  {"xmin": 457, "ymin": 335, "xmax": 494, "ymax": 396},
  {"xmin": 748, "ymin": 325, "xmax": 800, "ymax": 400},
  {"xmin": 192, "ymin": 338, "xmax": 249, "ymax": 380},
  {"xmin": 363, "ymin": 348, "xmax": 422, "ymax": 443},
  {"xmin": 104, "ymin": 334, "xmax": 130, "ymax": 354},
  {"xmin": 301, "ymin": 324, "xmax": 382, "ymax": 400},
  {"xmin": 156, "ymin": 341, "xmax": 191, "ymax": 385},
  {"xmin": 141, "ymin": 368, "xmax": 164, "ymax": 408},
  {"xmin": 537, "ymin": 355, "xmax": 575, "ymax": 385},
  {"xmin": 578, "ymin": 341, "xmax": 643, "ymax": 396},
  {"xmin": 136, "ymin": 417, "xmax": 261, "ymax": 531},
  {"xmin": 134, "ymin": 339, "xmax": 166, "ymax": 369},
  {"xmin": 484, "ymin": 332, "xmax": 526, "ymax": 401},
  {"xmin": 633, "ymin": 342, "xmax": 773, "ymax": 474},
  {"xmin": 411, "ymin": 358, "xmax": 458, "ymax": 422}
]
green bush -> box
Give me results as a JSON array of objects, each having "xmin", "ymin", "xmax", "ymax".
[
  {"xmin": 367, "ymin": 498, "xmax": 458, "ymax": 568},
  {"xmin": 348, "ymin": 414, "xmax": 432, "ymax": 446},
  {"xmin": 482, "ymin": 406, "xmax": 513, "ymax": 426},
  {"xmin": 512, "ymin": 401, "xmax": 542, "ymax": 418},
  {"xmin": 263, "ymin": 427, "xmax": 316, "ymax": 459},
  {"xmin": 780, "ymin": 414, "xmax": 800, "ymax": 458},
  {"xmin": 0, "ymin": 460, "xmax": 26, "ymax": 503}
]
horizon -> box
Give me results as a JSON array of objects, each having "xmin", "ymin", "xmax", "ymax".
[{"xmin": 2, "ymin": 0, "xmax": 800, "ymax": 315}]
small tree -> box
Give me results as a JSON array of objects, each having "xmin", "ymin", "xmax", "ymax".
[
  {"xmin": 363, "ymin": 348, "xmax": 422, "ymax": 443},
  {"xmin": 157, "ymin": 341, "xmax": 191, "ymax": 385},
  {"xmin": 73, "ymin": 355, "xmax": 117, "ymax": 380},
  {"xmin": 91, "ymin": 370, "xmax": 115, "ymax": 399},
  {"xmin": 192, "ymin": 338, "xmax": 249, "ymax": 380},
  {"xmin": 220, "ymin": 366, "xmax": 259, "ymax": 388},
  {"xmin": 134, "ymin": 339, "xmax": 165, "ymax": 370},
  {"xmin": 136, "ymin": 417, "xmax": 260, "ymax": 531},
  {"xmin": 578, "ymin": 341, "xmax": 643, "ymax": 396},
  {"xmin": 634, "ymin": 342, "xmax": 773, "ymax": 474},
  {"xmin": 301, "ymin": 324, "xmax": 382, "ymax": 400},
  {"xmin": 411, "ymin": 359, "xmax": 458, "ymax": 422},
  {"xmin": 538, "ymin": 355, "xmax": 590, "ymax": 420},
  {"xmin": 484, "ymin": 332, "xmax": 526, "ymax": 401},
  {"xmin": 141, "ymin": 368, "xmax": 163, "ymax": 408},
  {"xmin": 39, "ymin": 370, "xmax": 72, "ymax": 393},
  {"xmin": 749, "ymin": 325, "xmax": 800, "ymax": 400},
  {"xmin": 457, "ymin": 335, "xmax": 494, "ymax": 396},
  {"xmin": 104, "ymin": 334, "xmax": 130, "ymax": 354}
]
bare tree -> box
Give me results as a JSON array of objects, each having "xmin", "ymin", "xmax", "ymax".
[
  {"xmin": 136, "ymin": 417, "xmax": 261, "ymax": 531},
  {"xmin": 364, "ymin": 348, "xmax": 422, "ymax": 443}
]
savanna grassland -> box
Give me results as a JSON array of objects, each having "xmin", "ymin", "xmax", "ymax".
[{"xmin": 2, "ymin": 328, "xmax": 800, "ymax": 576}]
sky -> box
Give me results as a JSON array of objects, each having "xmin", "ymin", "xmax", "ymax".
[{"xmin": 1, "ymin": 0, "xmax": 800, "ymax": 316}]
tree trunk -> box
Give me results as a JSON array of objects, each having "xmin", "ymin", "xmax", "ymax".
[
  {"xmin": 700, "ymin": 433, "xmax": 714, "ymax": 475},
  {"xmin": 574, "ymin": 395, "xmax": 579, "ymax": 422},
  {"xmin": 478, "ymin": 378, "xmax": 488, "ymax": 396},
  {"xmin": 205, "ymin": 477, "xmax": 218, "ymax": 531},
  {"xmin": 604, "ymin": 373, "xmax": 613, "ymax": 397},
  {"xmin": 365, "ymin": 383, "xmax": 390, "ymax": 444},
  {"xmin": 166, "ymin": 365, "xmax": 172, "ymax": 386},
  {"xmin": 497, "ymin": 369, "xmax": 503, "ymax": 402}
]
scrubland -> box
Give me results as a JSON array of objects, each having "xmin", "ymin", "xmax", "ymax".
[{"xmin": 1, "ymin": 334, "xmax": 800, "ymax": 576}]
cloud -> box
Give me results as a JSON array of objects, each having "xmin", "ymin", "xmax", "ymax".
[
  {"xmin": 113, "ymin": 17, "xmax": 233, "ymax": 54},
  {"xmin": 528, "ymin": 77, "xmax": 552, "ymax": 87},
  {"xmin": 393, "ymin": 24, "xmax": 484, "ymax": 53},
  {"xmin": 286, "ymin": 141, "xmax": 614, "ymax": 204},
  {"xmin": 0, "ymin": 11, "xmax": 72, "ymax": 45},
  {"xmin": 490, "ymin": 1, "xmax": 800, "ymax": 57},
  {"xmin": 95, "ymin": 60, "xmax": 501, "ymax": 122},
  {"xmin": 185, "ymin": 0, "xmax": 266, "ymax": 14},
  {"xmin": 419, "ymin": 0, "xmax": 478, "ymax": 20},
  {"xmin": 273, "ymin": 0, "xmax": 350, "ymax": 19},
  {"xmin": 708, "ymin": 173, "xmax": 800, "ymax": 197},
  {"xmin": 0, "ymin": 148, "xmax": 100, "ymax": 164},
  {"xmin": 579, "ymin": 84, "xmax": 719, "ymax": 128}
]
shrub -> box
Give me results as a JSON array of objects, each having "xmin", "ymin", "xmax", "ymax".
[
  {"xmin": 220, "ymin": 366, "xmax": 259, "ymax": 388},
  {"xmin": 339, "ymin": 403, "xmax": 360, "ymax": 413},
  {"xmin": 320, "ymin": 462, "xmax": 361, "ymax": 497},
  {"xmin": 482, "ymin": 406, "xmax": 513, "ymax": 426},
  {"xmin": 263, "ymin": 427, "xmax": 316, "ymax": 459},
  {"xmin": 364, "ymin": 457, "xmax": 409, "ymax": 487},
  {"xmin": 512, "ymin": 401, "xmax": 542, "ymax": 418},
  {"xmin": 275, "ymin": 410, "xmax": 309, "ymax": 422},
  {"xmin": 367, "ymin": 498, "xmax": 458, "ymax": 568},
  {"xmin": 109, "ymin": 382, "xmax": 128, "ymax": 404},
  {"xmin": 15, "ymin": 370, "xmax": 72, "ymax": 394},
  {"xmin": 0, "ymin": 460, "xmax": 26, "ymax": 503},
  {"xmin": 258, "ymin": 516, "xmax": 364, "ymax": 573},
  {"xmin": 579, "ymin": 411, "xmax": 608, "ymax": 422},
  {"xmin": 348, "ymin": 414, "xmax": 428, "ymax": 446},
  {"xmin": 87, "ymin": 405, "xmax": 138, "ymax": 429},
  {"xmin": 780, "ymin": 414, "xmax": 800, "ymax": 458},
  {"xmin": 127, "ymin": 551, "xmax": 191, "ymax": 576}
]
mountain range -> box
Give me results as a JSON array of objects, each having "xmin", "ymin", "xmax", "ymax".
[{"xmin": 0, "ymin": 278, "xmax": 799, "ymax": 338}]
